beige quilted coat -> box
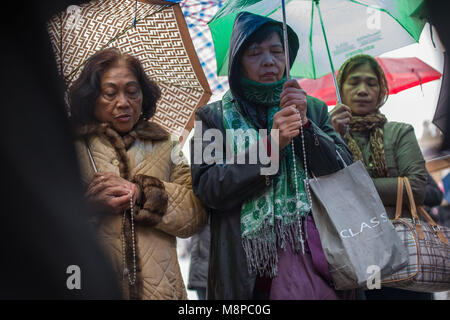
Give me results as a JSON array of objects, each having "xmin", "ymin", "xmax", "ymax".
[{"xmin": 75, "ymin": 122, "xmax": 207, "ymax": 300}]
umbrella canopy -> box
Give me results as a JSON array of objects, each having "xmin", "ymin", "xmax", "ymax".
[
  {"xmin": 209, "ymin": 0, "xmax": 427, "ymax": 79},
  {"xmin": 47, "ymin": 0, "xmax": 212, "ymax": 136},
  {"xmin": 427, "ymin": 0, "xmax": 450, "ymax": 150},
  {"xmin": 433, "ymin": 52, "xmax": 449, "ymax": 136},
  {"xmin": 180, "ymin": 0, "xmax": 229, "ymax": 98},
  {"xmin": 299, "ymin": 57, "xmax": 442, "ymax": 105}
]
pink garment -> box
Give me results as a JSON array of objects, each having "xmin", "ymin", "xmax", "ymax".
[{"xmin": 269, "ymin": 215, "xmax": 355, "ymax": 300}]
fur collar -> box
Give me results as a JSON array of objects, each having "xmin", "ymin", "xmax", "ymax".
[
  {"xmin": 75, "ymin": 120, "xmax": 170, "ymax": 142},
  {"xmin": 76, "ymin": 120, "xmax": 169, "ymax": 180}
]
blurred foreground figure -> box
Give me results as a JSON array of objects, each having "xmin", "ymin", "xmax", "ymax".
[{"xmin": 0, "ymin": 1, "xmax": 121, "ymax": 299}]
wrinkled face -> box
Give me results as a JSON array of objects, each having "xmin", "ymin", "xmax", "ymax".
[
  {"xmin": 241, "ymin": 32, "xmax": 285, "ymax": 83},
  {"xmin": 341, "ymin": 63, "xmax": 381, "ymax": 116},
  {"xmin": 94, "ymin": 60, "xmax": 143, "ymax": 133}
]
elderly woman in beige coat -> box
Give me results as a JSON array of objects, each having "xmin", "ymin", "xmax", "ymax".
[{"xmin": 69, "ymin": 48, "xmax": 207, "ymax": 300}]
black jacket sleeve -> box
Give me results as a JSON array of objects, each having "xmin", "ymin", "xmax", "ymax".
[
  {"xmin": 190, "ymin": 103, "xmax": 274, "ymax": 211},
  {"xmin": 424, "ymin": 172, "xmax": 443, "ymax": 207}
]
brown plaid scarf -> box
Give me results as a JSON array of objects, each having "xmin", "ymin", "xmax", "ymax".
[{"xmin": 347, "ymin": 112, "xmax": 389, "ymax": 178}]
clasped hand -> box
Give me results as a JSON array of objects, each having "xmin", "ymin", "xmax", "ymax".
[
  {"xmin": 329, "ymin": 103, "xmax": 352, "ymax": 138},
  {"xmin": 271, "ymin": 79, "xmax": 308, "ymax": 150},
  {"xmin": 85, "ymin": 172, "xmax": 140, "ymax": 214}
]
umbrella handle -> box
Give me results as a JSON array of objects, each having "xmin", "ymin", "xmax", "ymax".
[
  {"xmin": 85, "ymin": 138, "xmax": 99, "ymax": 173},
  {"xmin": 281, "ymin": 0, "xmax": 290, "ymax": 80}
]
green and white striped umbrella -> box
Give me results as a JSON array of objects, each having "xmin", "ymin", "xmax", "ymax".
[{"xmin": 209, "ymin": 0, "xmax": 427, "ymax": 80}]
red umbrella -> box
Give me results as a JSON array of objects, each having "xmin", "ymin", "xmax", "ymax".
[{"xmin": 299, "ymin": 57, "xmax": 442, "ymax": 106}]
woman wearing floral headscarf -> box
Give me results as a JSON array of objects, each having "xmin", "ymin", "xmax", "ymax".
[{"xmin": 330, "ymin": 54, "xmax": 429, "ymax": 300}]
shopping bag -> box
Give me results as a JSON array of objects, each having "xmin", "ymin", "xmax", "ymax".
[{"xmin": 308, "ymin": 159, "xmax": 409, "ymax": 290}]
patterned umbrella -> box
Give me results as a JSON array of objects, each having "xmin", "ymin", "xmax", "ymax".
[
  {"xmin": 47, "ymin": 0, "xmax": 212, "ymax": 136},
  {"xmin": 180, "ymin": 0, "xmax": 229, "ymax": 99}
]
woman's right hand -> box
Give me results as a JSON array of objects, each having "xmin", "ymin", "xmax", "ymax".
[
  {"xmin": 329, "ymin": 103, "xmax": 352, "ymax": 138},
  {"xmin": 85, "ymin": 172, "xmax": 137, "ymax": 214},
  {"xmin": 271, "ymin": 106, "xmax": 302, "ymax": 150}
]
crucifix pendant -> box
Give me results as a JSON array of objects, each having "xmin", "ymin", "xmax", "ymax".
[{"xmin": 123, "ymin": 268, "xmax": 129, "ymax": 280}]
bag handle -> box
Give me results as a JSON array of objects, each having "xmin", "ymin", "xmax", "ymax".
[
  {"xmin": 401, "ymin": 177, "xmax": 420, "ymax": 222},
  {"xmin": 401, "ymin": 177, "xmax": 424, "ymax": 239},
  {"xmin": 394, "ymin": 177, "xmax": 419, "ymax": 220},
  {"xmin": 336, "ymin": 148, "xmax": 348, "ymax": 168},
  {"xmin": 394, "ymin": 177, "xmax": 424, "ymax": 239},
  {"xmin": 417, "ymin": 206, "xmax": 449, "ymax": 244},
  {"xmin": 394, "ymin": 177, "xmax": 404, "ymax": 220},
  {"xmin": 403, "ymin": 178, "xmax": 448, "ymax": 245}
]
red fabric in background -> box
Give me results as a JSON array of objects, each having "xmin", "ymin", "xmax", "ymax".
[{"xmin": 298, "ymin": 57, "xmax": 442, "ymax": 106}]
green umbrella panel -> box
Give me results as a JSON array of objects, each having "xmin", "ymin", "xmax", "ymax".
[{"xmin": 209, "ymin": 0, "xmax": 427, "ymax": 81}]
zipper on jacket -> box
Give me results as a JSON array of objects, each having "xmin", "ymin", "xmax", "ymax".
[{"xmin": 313, "ymin": 131, "xmax": 319, "ymax": 146}]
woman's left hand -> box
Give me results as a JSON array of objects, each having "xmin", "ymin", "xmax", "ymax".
[
  {"xmin": 279, "ymin": 79, "xmax": 308, "ymax": 124},
  {"xmin": 87, "ymin": 172, "xmax": 140, "ymax": 205}
]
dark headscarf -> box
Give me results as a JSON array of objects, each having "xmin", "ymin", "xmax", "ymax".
[{"xmin": 227, "ymin": 12, "xmax": 300, "ymax": 129}]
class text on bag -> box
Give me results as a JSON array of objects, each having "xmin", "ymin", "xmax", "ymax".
[{"xmin": 339, "ymin": 213, "xmax": 389, "ymax": 239}]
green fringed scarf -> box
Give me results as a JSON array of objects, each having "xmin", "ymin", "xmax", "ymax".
[{"xmin": 222, "ymin": 77, "xmax": 310, "ymax": 278}]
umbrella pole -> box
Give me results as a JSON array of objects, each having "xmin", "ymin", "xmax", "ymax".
[
  {"xmin": 315, "ymin": 0, "xmax": 349, "ymax": 137},
  {"xmin": 314, "ymin": 0, "xmax": 342, "ymax": 104},
  {"xmin": 85, "ymin": 138, "xmax": 99, "ymax": 173},
  {"xmin": 281, "ymin": 0, "xmax": 291, "ymax": 80}
]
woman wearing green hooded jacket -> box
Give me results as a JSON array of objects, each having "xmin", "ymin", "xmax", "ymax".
[
  {"xmin": 191, "ymin": 12, "xmax": 354, "ymax": 300},
  {"xmin": 329, "ymin": 54, "xmax": 429, "ymax": 300}
]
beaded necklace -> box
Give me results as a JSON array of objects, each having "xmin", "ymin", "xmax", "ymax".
[
  {"xmin": 122, "ymin": 192, "xmax": 137, "ymax": 285},
  {"xmin": 293, "ymin": 114, "xmax": 314, "ymax": 251}
]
